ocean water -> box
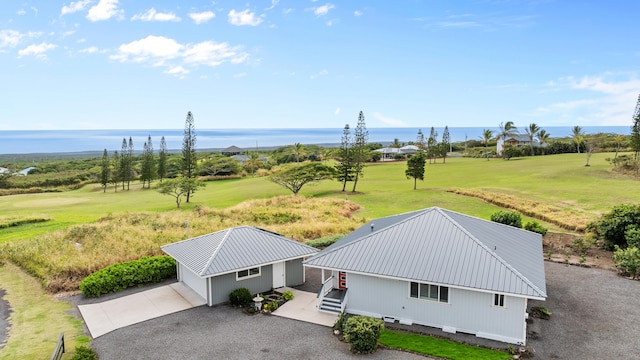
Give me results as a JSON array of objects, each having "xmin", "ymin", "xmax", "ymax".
[{"xmin": 0, "ymin": 126, "xmax": 630, "ymax": 155}]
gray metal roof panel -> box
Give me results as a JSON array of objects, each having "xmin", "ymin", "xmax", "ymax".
[
  {"xmin": 304, "ymin": 207, "xmax": 546, "ymax": 298},
  {"xmin": 162, "ymin": 226, "xmax": 318, "ymax": 277}
]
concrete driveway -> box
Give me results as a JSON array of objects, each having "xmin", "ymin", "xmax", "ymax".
[{"xmin": 78, "ymin": 282, "xmax": 206, "ymax": 338}]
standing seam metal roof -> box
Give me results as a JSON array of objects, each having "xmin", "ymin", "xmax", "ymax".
[
  {"xmin": 161, "ymin": 226, "xmax": 318, "ymax": 278},
  {"xmin": 304, "ymin": 207, "xmax": 546, "ymax": 299}
]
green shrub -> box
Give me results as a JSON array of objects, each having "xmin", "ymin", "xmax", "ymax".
[
  {"xmin": 333, "ymin": 312, "xmax": 348, "ymax": 332},
  {"xmin": 490, "ymin": 210, "xmax": 522, "ymax": 228},
  {"xmin": 228, "ymin": 287, "xmax": 252, "ymax": 306},
  {"xmin": 612, "ymin": 245, "xmax": 640, "ymax": 279},
  {"xmin": 625, "ymin": 225, "xmax": 640, "ymax": 248},
  {"xmin": 267, "ymin": 301, "xmax": 279, "ymax": 311},
  {"xmin": 70, "ymin": 345, "xmax": 98, "ymax": 360},
  {"xmin": 343, "ymin": 316, "xmax": 384, "ymax": 353},
  {"xmin": 79, "ymin": 256, "xmax": 176, "ymax": 298},
  {"xmin": 282, "ymin": 290, "xmax": 295, "ymax": 301},
  {"xmin": 524, "ymin": 220, "xmax": 548, "ymax": 236},
  {"xmin": 588, "ymin": 204, "xmax": 640, "ymax": 249}
]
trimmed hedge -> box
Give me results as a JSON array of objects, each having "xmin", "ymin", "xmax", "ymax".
[
  {"xmin": 79, "ymin": 255, "xmax": 176, "ymax": 298},
  {"xmin": 343, "ymin": 316, "xmax": 385, "ymax": 353},
  {"xmin": 490, "ymin": 210, "xmax": 522, "ymax": 228},
  {"xmin": 524, "ymin": 220, "xmax": 548, "ymax": 236}
]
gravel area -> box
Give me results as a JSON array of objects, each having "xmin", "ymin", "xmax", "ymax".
[
  {"xmin": 526, "ymin": 261, "xmax": 640, "ymax": 359},
  {"xmin": 91, "ymin": 305, "xmax": 425, "ymax": 360}
]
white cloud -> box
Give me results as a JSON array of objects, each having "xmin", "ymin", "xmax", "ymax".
[
  {"xmin": 354, "ymin": 10, "xmax": 362, "ymax": 17},
  {"xmin": 16, "ymin": 9, "xmax": 26, "ymax": 15},
  {"xmin": 61, "ymin": 30, "xmax": 76, "ymax": 38},
  {"xmin": 228, "ymin": 9, "xmax": 263, "ymax": 26},
  {"xmin": 538, "ymin": 74, "xmax": 640, "ymax": 125},
  {"xmin": 283, "ymin": 8, "xmax": 294, "ymax": 15},
  {"xmin": 313, "ymin": 3, "xmax": 335, "ymax": 16},
  {"xmin": 233, "ymin": 72, "xmax": 247, "ymax": 78},
  {"xmin": 87, "ymin": 0, "xmax": 123, "ymax": 22},
  {"xmin": 335, "ymin": 107, "xmax": 341, "ymax": 115},
  {"xmin": 189, "ymin": 11, "xmax": 215, "ymax": 24},
  {"xmin": 326, "ymin": 20, "xmax": 334, "ymax": 26},
  {"xmin": 18, "ymin": 42, "xmax": 57, "ymax": 59},
  {"xmin": 0, "ymin": 30, "xmax": 23, "ymax": 48},
  {"xmin": 79, "ymin": 46, "xmax": 100, "ymax": 53},
  {"xmin": 131, "ymin": 8, "xmax": 181, "ymax": 22},
  {"xmin": 61, "ymin": 0, "xmax": 91, "ymax": 16},
  {"xmin": 373, "ymin": 112, "xmax": 406, "ymax": 126},
  {"xmin": 111, "ymin": 35, "xmax": 248, "ymax": 75},
  {"xmin": 265, "ymin": 0, "xmax": 280, "ymax": 11},
  {"xmin": 310, "ymin": 69, "xmax": 329, "ymax": 79}
]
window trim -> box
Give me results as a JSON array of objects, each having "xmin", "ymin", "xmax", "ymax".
[
  {"xmin": 236, "ymin": 266, "xmax": 261, "ymax": 281},
  {"xmin": 409, "ymin": 281, "xmax": 449, "ymax": 303},
  {"xmin": 493, "ymin": 293, "xmax": 506, "ymax": 308}
]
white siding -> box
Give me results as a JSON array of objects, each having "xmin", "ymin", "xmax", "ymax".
[
  {"xmin": 179, "ymin": 262, "xmax": 208, "ymax": 301},
  {"xmin": 345, "ymin": 273, "xmax": 527, "ymax": 344}
]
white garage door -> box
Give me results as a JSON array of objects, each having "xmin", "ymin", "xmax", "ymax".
[{"xmin": 179, "ymin": 263, "xmax": 207, "ymax": 301}]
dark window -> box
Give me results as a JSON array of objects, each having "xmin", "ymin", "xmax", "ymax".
[
  {"xmin": 493, "ymin": 294, "xmax": 505, "ymax": 307},
  {"xmin": 409, "ymin": 282, "xmax": 449, "ymax": 303}
]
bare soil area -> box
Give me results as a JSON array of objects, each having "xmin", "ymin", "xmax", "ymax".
[{"xmin": 543, "ymin": 232, "xmax": 615, "ymax": 271}]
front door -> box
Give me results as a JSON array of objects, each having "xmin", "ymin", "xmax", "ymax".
[{"xmin": 273, "ymin": 262, "xmax": 285, "ymax": 288}]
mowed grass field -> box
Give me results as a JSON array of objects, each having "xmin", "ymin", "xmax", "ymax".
[{"xmin": 1, "ymin": 152, "xmax": 638, "ymax": 243}]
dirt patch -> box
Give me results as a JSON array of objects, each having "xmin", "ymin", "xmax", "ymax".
[{"xmin": 542, "ymin": 232, "xmax": 615, "ymax": 271}]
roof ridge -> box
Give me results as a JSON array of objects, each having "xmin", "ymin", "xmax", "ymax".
[
  {"xmin": 308, "ymin": 207, "xmax": 437, "ymax": 261},
  {"xmin": 199, "ymin": 228, "xmax": 232, "ymax": 276},
  {"xmin": 439, "ymin": 209, "xmax": 546, "ymax": 297}
]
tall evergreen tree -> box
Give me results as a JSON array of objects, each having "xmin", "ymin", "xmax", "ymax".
[
  {"xmin": 405, "ymin": 151, "xmax": 426, "ymax": 190},
  {"xmin": 427, "ymin": 127, "xmax": 438, "ymax": 163},
  {"xmin": 158, "ymin": 136, "xmax": 167, "ymax": 182},
  {"xmin": 140, "ymin": 135, "xmax": 155, "ymax": 188},
  {"xmin": 441, "ymin": 126, "xmax": 450, "ymax": 163},
  {"xmin": 100, "ymin": 149, "xmax": 110, "ymax": 192},
  {"xmin": 416, "ymin": 129, "xmax": 426, "ymax": 150},
  {"xmin": 112, "ymin": 150, "xmax": 120, "ymax": 192},
  {"xmin": 182, "ymin": 111, "xmax": 198, "ymax": 203},
  {"xmin": 335, "ymin": 124, "xmax": 354, "ymax": 192},
  {"xmin": 120, "ymin": 138, "xmax": 127, "ymax": 190},
  {"xmin": 351, "ymin": 111, "xmax": 368, "ymax": 192},
  {"xmin": 127, "ymin": 137, "xmax": 134, "ymax": 190}
]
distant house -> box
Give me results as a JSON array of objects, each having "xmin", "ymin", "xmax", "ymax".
[
  {"xmin": 222, "ymin": 146, "xmax": 245, "ymax": 156},
  {"xmin": 374, "ymin": 145, "xmax": 420, "ymax": 161},
  {"xmin": 304, "ymin": 207, "xmax": 547, "ymax": 345},
  {"xmin": 231, "ymin": 154, "xmax": 268, "ymax": 166},
  {"xmin": 18, "ymin": 167, "xmax": 36, "ymax": 176},
  {"xmin": 0, "ymin": 167, "xmax": 10, "ymax": 175},
  {"xmin": 162, "ymin": 226, "xmax": 318, "ymax": 306},
  {"xmin": 496, "ymin": 135, "xmax": 545, "ymax": 155}
]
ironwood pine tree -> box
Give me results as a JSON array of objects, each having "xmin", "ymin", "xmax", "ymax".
[
  {"xmin": 416, "ymin": 129, "xmax": 426, "ymax": 150},
  {"xmin": 127, "ymin": 137, "xmax": 134, "ymax": 190},
  {"xmin": 351, "ymin": 111, "xmax": 368, "ymax": 193},
  {"xmin": 427, "ymin": 127, "xmax": 438, "ymax": 163},
  {"xmin": 120, "ymin": 138, "xmax": 127, "ymax": 190},
  {"xmin": 405, "ymin": 151, "xmax": 426, "ymax": 190},
  {"xmin": 158, "ymin": 136, "xmax": 167, "ymax": 182},
  {"xmin": 111, "ymin": 150, "xmax": 119, "ymax": 192},
  {"xmin": 441, "ymin": 126, "xmax": 450, "ymax": 163},
  {"xmin": 100, "ymin": 149, "xmax": 110, "ymax": 192},
  {"xmin": 335, "ymin": 124, "xmax": 354, "ymax": 192},
  {"xmin": 141, "ymin": 135, "xmax": 155, "ymax": 188},
  {"xmin": 182, "ymin": 111, "xmax": 198, "ymax": 203}
]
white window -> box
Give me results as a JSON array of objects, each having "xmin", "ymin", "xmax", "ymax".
[
  {"xmin": 237, "ymin": 267, "xmax": 260, "ymax": 280},
  {"xmin": 493, "ymin": 293, "xmax": 505, "ymax": 307},
  {"xmin": 410, "ymin": 282, "xmax": 449, "ymax": 303}
]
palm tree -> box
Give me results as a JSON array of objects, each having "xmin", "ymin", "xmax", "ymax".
[
  {"xmin": 480, "ymin": 129, "xmax": 494, "ymax": 160},
  {"xmin": 614, "ymin": 134, "xmax": 625, "ymax": 160},
  {"xmin": 525, "ymin": 123, "xmax": 541, "ymax": 156},
  {"xmin": 290, "ymin": 143, "xmax": 306, "ymax": 162},
  {"xmin": 497, "ymin": 121, "xmax": 518, "ymax": 141},
  {"xmin": 537, "ymin": 129, "xmax": 550, "ymax": 147},
  {"xmin": 572, "ymin": 126, "xmax": 584, "ymax": 154},
  {"xmin": 244, "ymin": 151, "xmax": 263, "ymax": 176}
]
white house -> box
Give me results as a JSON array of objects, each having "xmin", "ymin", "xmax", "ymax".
[
  {"xmin": 162, "ymin": 226, "xmax": 318, "ymax": 306},
  {"xmin": 496, "ymin": 135, "xmax": 545, "ymax": 155},
  {"xmin": 304, "ymin": 207, "xmax": 547, "ymax": 345}
]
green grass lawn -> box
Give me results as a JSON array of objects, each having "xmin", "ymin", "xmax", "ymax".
[
  {"xmin": 2, "ymin": 152, "xmax": 639, "ymax": 241},
  {"xmin": 379, "ymin": 329, "xmax": 511, "ymax": 360}
]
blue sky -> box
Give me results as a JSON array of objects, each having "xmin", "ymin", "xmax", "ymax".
[{"xmin": 1, "ymin": 0, "xmax": 639, "ymax": 130}]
